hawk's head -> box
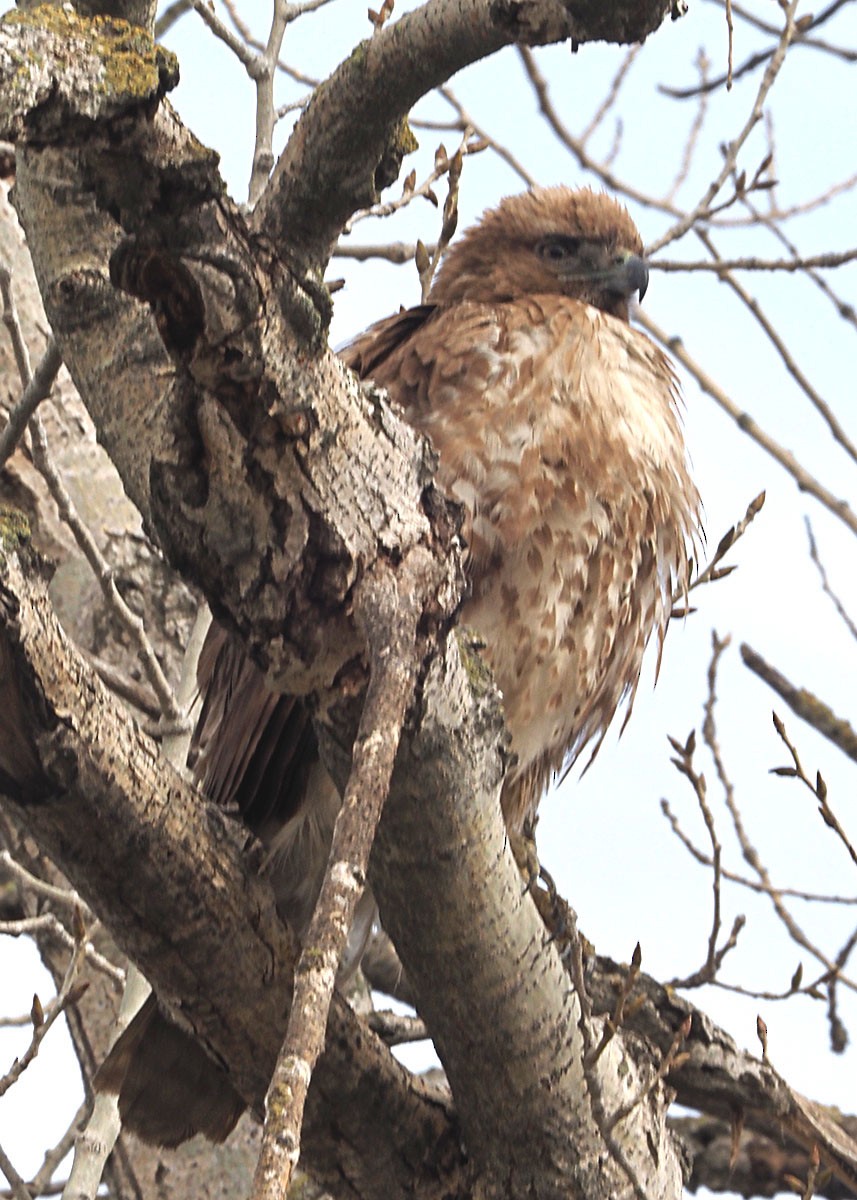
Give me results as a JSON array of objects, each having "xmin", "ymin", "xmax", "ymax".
[{"xmin": 430, "ymin": 186, "xmax": 648, "ymax": 322}]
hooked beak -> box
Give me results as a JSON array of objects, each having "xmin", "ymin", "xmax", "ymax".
[{"xmin": 606, "ymin": 251, "xmax": 649, "ymax": 303}]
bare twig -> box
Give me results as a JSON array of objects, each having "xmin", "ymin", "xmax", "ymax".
[
  {"xmin": 366, "ymin": 1009, "xmax": 429, "ymax": 1045},
  {"xmin": 0, "ymin": 924, "xmax": 90, "ymax": 1099},
  {"xmin": 660, "ymin": 0, "xmax": 856, "ymax": 99},
  {"xmin": 769, "ymin": 714, "xmax": 857, "ymax": 869},
  {"xmin": 0, "ymin": 275, "xmax": 184, "ymax": 723},
  {"xmin": 0, "ymin": 910, "xmax": 123, "ymax": 987},
  {"xmin": 660, "ymin": 801, "xmax": 857, "ymax": 905},
  {"xmin": 666, "ymin": 637, "xmax": 747, "ymax": 989},
  {"xmin": 438, "ymin": 86, "xmax": 536, "ymax": 187},
  {"xmin": 707, "ymin": 651, "xmax": 857, "ymax": 993},
  {"xmin": 0, "ymin": 1144, "xmax": 32, "ymax": 1200},
  {"xmin": 647, "ymin": 0, "xmax": 800, "ymax": 255},
  {"xmin": 607, "ymin": 1014, "xmax": 692, "ymax": 1131},
  {"xmin": 416, "ymin": 143, "xmax": 465, "ymax": 301},
  {"xmin": 806, "ymin": 519, "xmax": 857, "ymax": 642},
  {"xmin": 585, "ymin": 942, "xmax": 642, "ymax": 1067},
  {"xmin": 190, "ymin": 0, "xmax": 256, "ymax": 68},
  {"xmin": 695, "ymin": 227, "xmax": 857, "ymax": 466},
  {"xmin": 653, "ymin": 248, "xmax": 857, "ymax": 272},
  {"xmin": 251, "ymin": 550, "xmax": 435, "ymax": 1200},
  {"xmin": 154, "ymin": 0, "xmax": 192, "ymax": 38},
  {"xmin": 0, "ymin": 264, "xmax": 63, "ymax": 467},
  {"xmin": 333, "ymin": 240, "xmax": 430, "ymax": 264},
  {"xmin": 738, "ymin": 191, "xmax": 857, "ymax": 333},
  {"xmin": 741, "ymin": 645, "xmax": 857, "ymax": 767},
  {"xmin": 346, "ymin": 128, "xmax": 483, "ymax": 230},
  {"xmin": 28, "ymin": 1098, "xmax": 89, "ymax": 1199},
  {"xmin": 638, "ymin": 310, "xmax": 857, "ymax": 540},
  {"xmin": 518, "ymin": 46, "xmax": 683, "ymax": 220},
  {"xmin": 83, "ymin": 653, "xmax": 161, "ymax": 720},
  {"xmin": 247, "ymin": 1, "xmax": 290, "ymax": 208},
  {"xmin": 664, "ymin": 48, "xmax": 710, "ymax": 204},
  {"xmin": 672, "ymin": 492, "xmax": 765, "ymax": 615},
  {"xmin": 27, "ymin": 411, "xmax": 183, "ymax": 723},
  {"xmin": 0, "ymin": 850, "xmax": 86, "ymax": 911},
  {"xmin": 579, "ymin": 46, "xmax": 640, "ymax": 147}
]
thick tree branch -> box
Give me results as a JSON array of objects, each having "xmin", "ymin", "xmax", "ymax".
[
  {"xmin": 0, "ymin": 541, "xmax": 464, "ymax": 1200},
  {"xmin": 587, "ymin": 957, "xmax": 857, "ymax": 1195},
  {"xmin": 254, "ymin": 0, "xmax": 673, "ymax": 267}
]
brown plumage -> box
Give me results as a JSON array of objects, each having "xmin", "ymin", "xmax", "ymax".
[{"xmin": 97, "ymin": 186, "xmax": 701, "ymax": 1146}]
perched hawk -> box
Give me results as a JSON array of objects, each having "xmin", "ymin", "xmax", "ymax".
[{"xmin": 98, "ymin": 186, "xmax": 701, "ymax": 1146}]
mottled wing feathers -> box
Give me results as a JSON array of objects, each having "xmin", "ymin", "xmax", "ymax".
[
  {"xmin": 342, "ymin": 304, "xmax": 436, "ymax": 379},
  {"xmin": 191, "ymin": 623, "xmax": 317, "ymax": 833}
]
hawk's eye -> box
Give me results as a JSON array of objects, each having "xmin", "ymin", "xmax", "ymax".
[{"xmin": 535, "ymin": 236, "xmax": 581, "ymax": 262}]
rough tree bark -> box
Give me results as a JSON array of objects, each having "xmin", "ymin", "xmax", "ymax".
[{"xmin": 1, "ymin": 2, "xmax": 850, "ymax": 1199}]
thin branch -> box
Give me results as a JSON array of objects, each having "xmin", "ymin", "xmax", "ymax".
[
  {"xmin": 0, "ymin": 273, "xmax": 184, "ymax": 723},
  {"xmin": 664, "ymin": 48, "xmax": 710, "ymax": 204},
  {"xmin": 769, "ymin": 713, "xmax": 857, "ymax": 869},
  {"xmin": 0, "ymin": 850, "xmax": 87, "ymax": 911},
  {"xmin": 154, "ymin": 0, "xmax": 192, "ymax": 38},
  {"xmin": 438, "ymin": 85, "xmax": 536, "ymax": 187},
  {"xmin": 415, "ymin": 144, "xmax": 465, "ymax": 301},
  {"xmin": 660, "ymin": 801, "xmax": 857, "ymax": 905},
  {"xmin": 741, "ymin": 645, "xmax": 857, "ymax": 766},
  {"xmin": 695, "ymin": 227, "xmax": 857, "ymax": 466},
  {"xmin": 724, "ymin": 0, "xmax": 734, "ymax": 89},
  {"xmin": 738, "ymin": 192, "xmax": 857, "ymax": 333},
  {"xmin": 366, "ymin": 1010, "xmax": 429, "ymax": 1045},
  {"xmin": 607, "ymin": 1015, "xmax": 692, "ymax": 1131},
  {"xmin": 333, "ymin": 240, "xmax": 430, "ymax": 264},
  {"xmin": 0, "ymin": 927, "xmax": 90, "ymax": 1099},
  {"xmin": 672, "ymin": 491, "xmax": 765, "ymax": 616},
  {"xmin": 653, "ymin": 248, "xmax": 857, "ymax": 272},
  {"xmin": 346, "ymin": 128, "xmax": 483, "ymax": 230},
  {"xmin": 27, "ymin": 410, "xmax": 183, "ymax": 723},
  {"xmin": 0, "ymin": 910, "xmax": 124, "ymax": 986},
  {"xmin": 806, "ymin": 519, "xmax": 857, "ymax": 642},
  {"xmin": 647, "ymin": 0, "xmax": 801, "ymax": 255},
  {"xmin": 661, "ymin": 0, "xmax": 856, "ymax": 99},
  {"xmin": 517, "ymin": 46, "xmax": 683, "ymax": 220},
  {"xmin": 0, "ymin": 262, "xmax": 62, "ymax": 467},
  {"xmin": 190, "ymin": 0, "xmax": 257, "ymax": 68},
  {"xmin": 247, "ymin": 1, "xmax": 290, "ymax": 208},
  {"xmin": 29, "ymin": 1099, "xmax": 89, "ymax": 1199},
  {"xmin": 251, "ymin": 550, "xmax": 434, "ymax": 1200},
  {"xmin": 0, "ymin": 1144, "xmax": 31, "ymax": 1200},
  {"xmin": 579, "ymin": 46, "xmax": 641, "ymax": 147},
  {"xmin": 83, "ymin": 653, "xmax": 161, "ymax": 720},
  {"xmin": 713, "ymin": 652, "xmax": 857, "ymax": 993},
  {"xmin": 637, "ymin": 310, "xmax": 857, "ymax": 540},
  {"xmin": 696, "ymin": 637, "xmax": 726, "ymax": 978}
]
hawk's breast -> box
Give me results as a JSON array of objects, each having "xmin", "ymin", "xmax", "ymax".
[{"xmin": 358, "ymin": 296, "xmax": 700, "ymax": 829}]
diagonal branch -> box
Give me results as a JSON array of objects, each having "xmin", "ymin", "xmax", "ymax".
[
  {"xmin": 252, "ymin": 549, "xmax": 438, "ymax": 1199},
  {"xmin": 741, "ymin": 644, "xmax": 857, "ymax": 766}
]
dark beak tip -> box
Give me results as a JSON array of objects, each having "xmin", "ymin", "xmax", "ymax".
[{"xmin": 628, "ymin": 255, "xmax": 649, "ymax": 304}]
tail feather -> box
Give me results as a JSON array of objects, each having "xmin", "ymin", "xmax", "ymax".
[{"xmin": 95, "ymin": 994, "xmax": 245, "ymax": 1147}]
